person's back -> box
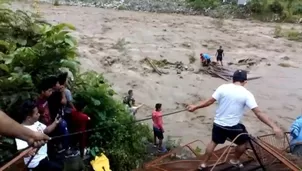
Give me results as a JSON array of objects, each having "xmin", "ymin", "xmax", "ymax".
[
  {"xmin": 203, "ymin": 54, "xmax": 211, "ymax": 60},
  {"xmin": 217, "ymin": 49, "xmax": 223, "ymax": 57},
  {"xmin": 290, "ymin": 116, "xmax": 302, "ymax": 155},
  {"xmin": 213, "ymin": 83, "xmax": 256, "ymax": 127}
]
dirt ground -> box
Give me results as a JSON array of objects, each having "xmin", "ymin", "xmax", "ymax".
[{"xmin": 16, "ymin": 2, "xmax": 302, "ymax": 147}]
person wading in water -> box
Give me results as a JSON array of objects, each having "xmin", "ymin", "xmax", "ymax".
[
  {"xmin": 187, "ymin": 70, "xmax": 283, "ymax": 170},
  {"xmin": 215, "ymin": 46, "xmax": 224, "ymax": 66}
]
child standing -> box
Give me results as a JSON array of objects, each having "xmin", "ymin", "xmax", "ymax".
[
  {"xmin": 15, "ymin": 99, "xmax": 62, "ymax": 170},
  {"xmin": 152, "ymin": 103, "xmax": 167, "ymax": 153}
]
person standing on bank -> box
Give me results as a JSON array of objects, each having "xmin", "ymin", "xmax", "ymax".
[
  {"xmin": 187, "ymin": 70, "xmax": 283, "ymax": 170},
  {"xmin": 215, "ymin": 46, "xmax": 224, "ymax": 66}
]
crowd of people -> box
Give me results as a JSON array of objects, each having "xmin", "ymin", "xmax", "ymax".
[{"xmin": 5, "ymin": 72, "xmax": 91, "ymax": 170}]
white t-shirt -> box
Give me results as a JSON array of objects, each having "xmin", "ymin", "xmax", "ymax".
[
  {"xmin": 15, "ymin": 121, "xmax": 48, "ymax": 168},
  {"xmin": 212, "ymin": 83, "xmax": 258, "ymax": 127}
]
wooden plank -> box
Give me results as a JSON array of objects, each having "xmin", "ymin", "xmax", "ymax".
[{"xmin": 145, "ymin": 57, "xmax": 162, "ymax": 75}]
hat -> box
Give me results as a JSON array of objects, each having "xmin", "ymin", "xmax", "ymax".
[{"xmin": 233, "ymin": 70, "xmax": 247, "ymax": 82}]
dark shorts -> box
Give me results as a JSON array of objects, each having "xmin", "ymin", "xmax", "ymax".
[
  {"xmin": 212, "ymin": 123, "xmax": 249, "ymax": 145},
  {"xmin": 217, "ymin": 56, "xmax": 223, "ymax": 61},
  {"xmin": 153, "ymin": 127, "xmax": 164, "ymax": 140}
]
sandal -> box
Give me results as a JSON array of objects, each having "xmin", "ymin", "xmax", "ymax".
[
  {"xmin": 229, "ymin": 159, "xmax": 244, "ymax": 168},
  {"xmin": 197, "ymin": 163, "xmax": 207, "ymax": 170}
]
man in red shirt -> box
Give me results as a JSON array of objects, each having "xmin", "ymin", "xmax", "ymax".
[
  {"xmin": 71, "ymin": 100, "xmax": 90, "ymax": 158},
  {"xmin": 152, "ymin": 103, "xmax": 167, "ymax": 153},
  {"xmin": 37, "ymin": 78, "xmax": 54, "ymax": 126}
]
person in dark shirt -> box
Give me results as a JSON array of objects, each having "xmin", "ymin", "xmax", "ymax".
[
  {"xmin": 123, "ymin": 90, "xmax": 135, "ymax": 107},
  {"xmin": 47, "ymin": 75, "xmax": 78, "ymax": 158},
  {"xmin": 215, "ymin": 46, "xmax": 224, "ymax": 66}
]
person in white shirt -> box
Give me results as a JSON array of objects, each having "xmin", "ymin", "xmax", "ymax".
[
  {"xmin": 187, "ymin": 70, "xmax": 283, "ymax": 170},
  {"xmin": 15, "ymin": 100, "xmax": 63, "ymax": 170},
  {"xmin": 0, "ymin": 110, "xmax": 49, "ymax": 147}
]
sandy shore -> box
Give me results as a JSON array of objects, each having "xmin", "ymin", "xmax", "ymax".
[{"xmin": 15, "ymin": 2, "xmax": 302, "ymax": 147}]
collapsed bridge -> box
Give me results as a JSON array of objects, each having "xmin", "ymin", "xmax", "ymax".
[{"xmin": 140, "ymin": 133, "xmax": 302, "ymax": 171}]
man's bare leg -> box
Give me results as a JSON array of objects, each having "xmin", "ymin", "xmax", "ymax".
[
  {"xmin": 230, "ymin": 142, "xmax": 248, "ymax": 167},
  {"xmin": 199, "ymin": 141, "xmax": 218, "ymax": 168}
]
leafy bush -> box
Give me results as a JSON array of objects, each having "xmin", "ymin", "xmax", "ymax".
[
  {"xmin": 293, "ymin": 4, "xmax": 302, "ymax": 15},
  {"xmin": 269, "ymin": 0, "xmax": 284, "ymax": 14},
  {"xmin": 0, "ymin": 3, "xmax": 152, "ymax": 170},
  {"xmin": 247, "ymin": 0, "xmax": 264, "ymax": 13},
  {"xmin": 73, "ymin": 72, "xmax": 152, "ymax": 170},
  {"xmin": 186, "ymin": 0, "xmax": 221, "ymax": 10}
]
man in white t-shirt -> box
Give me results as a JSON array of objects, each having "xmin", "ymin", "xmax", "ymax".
[
  {"xmin": 187, "ymin": 70, "xmax": 283, "ymax": 170},
  {"xmin": 15, "ymin": 100, "xmax": 63, "ymax": 170}
]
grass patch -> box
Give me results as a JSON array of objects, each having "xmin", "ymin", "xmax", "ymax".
[
  {"xmin": 273, "ymin": 25, "xmax": 302, "ymax": 41},
  {"xmin": 53, "ymin": 0, "xmax": 59, "ymax": 6}
]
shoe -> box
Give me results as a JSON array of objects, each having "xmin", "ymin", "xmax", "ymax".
[
  {"xmin": 65, "ymin": 148, "xmax": 80, "ymax": 158},
  {"xmin": 157, "ymin": 147, "xmax": 167, "ymax": 153},
  {"xmin": 197, "ymin": 163, "xmax": 207, "ymax": 170},
  {"xmin": 229, "ymin": 159, "xmax": 244, "ymax": 168}
]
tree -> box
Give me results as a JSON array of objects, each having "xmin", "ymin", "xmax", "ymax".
[{"xmin": 0, "ymin": 3, "xmax": 152, "ymax": 170}]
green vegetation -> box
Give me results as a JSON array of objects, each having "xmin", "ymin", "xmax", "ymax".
[
  {"xmin": 273, "ymin": 25, "xmax": 302, "ymax": 41},
  {"xmin": 0, "ymin": 2, "xmax": 152, "ymax": 170},
  {"xmin": 186, "ymin": 0, "xmax": 302, "ymax": 23}
]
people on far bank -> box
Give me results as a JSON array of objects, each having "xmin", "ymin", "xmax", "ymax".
[
  {"xmin": 187, "ymin": 69, "xmax": 283, "ymax": 170},
  {"xmin": 215, "ymin": 46, "xmax": 224, "ymax": 66},
  {"xmin": 152, "ymin": 103, "xmax": 167, "ymax": 153}
]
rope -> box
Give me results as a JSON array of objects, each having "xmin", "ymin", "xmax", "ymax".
[
  {"xmin": 0, "ymin": 109, "xmax": 187, "ymax": 170},
  {"xmin": 51, "ymin": 109, "xmax": 187, "ymax": 140},
  {"xmin": 210, "ymin": 133, "xmax": 249, "ymax": 171}
]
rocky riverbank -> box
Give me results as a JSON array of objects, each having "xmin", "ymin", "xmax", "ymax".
[{"xmin": 39, "ymin": 0, "xmax": 195, "ymax": 14}]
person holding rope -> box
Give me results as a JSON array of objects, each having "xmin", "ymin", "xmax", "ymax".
[
  {"xmin": 15, "ymin": 99, "xmax": 63, "ymax": 170},
  {"xmin": 0, "ymin": 110, "xmax": 49, "ymax": 147},
  {"xmin": 187, "ymin": 69, "xmax": 283, "ymax": 170}
]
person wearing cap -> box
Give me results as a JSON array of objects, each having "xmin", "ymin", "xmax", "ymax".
[
  {"xmin": 187, "ymin": 70, "xmax": 283, "ymax": 170},
  {"xmin": 200, "ymin": 53, "xmax": 211, "ymax": 66}
]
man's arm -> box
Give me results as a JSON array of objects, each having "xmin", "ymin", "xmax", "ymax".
[
  {"xmin": 65, "ymin": 89, "xmax": 75, "ymax": 109},
  {"xmin": 251, "ymin": 107, "xmax": 280, "ymax": 130},
  {"xmin": 246, "ymin": 94, "xmax": 282, "ymax": 136},
  {"xmin": 0, "ymin": 111, "xmax": 49, "ymax": 145},
  {"xmin": 44, "ymin": 116, "xmax": 61, "ymax": 134},
  {"xmin": 187, "ymin": 85, "xmax": 222, "ymax": 112},
  {"xmin": 194, "ymin": 98, "xmax": 216, "ymax": 110}
]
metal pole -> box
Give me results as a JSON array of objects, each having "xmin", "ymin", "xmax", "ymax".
[{"xmin": 249, "ymin": 138, "xmax": 266, "ymax": 171}]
